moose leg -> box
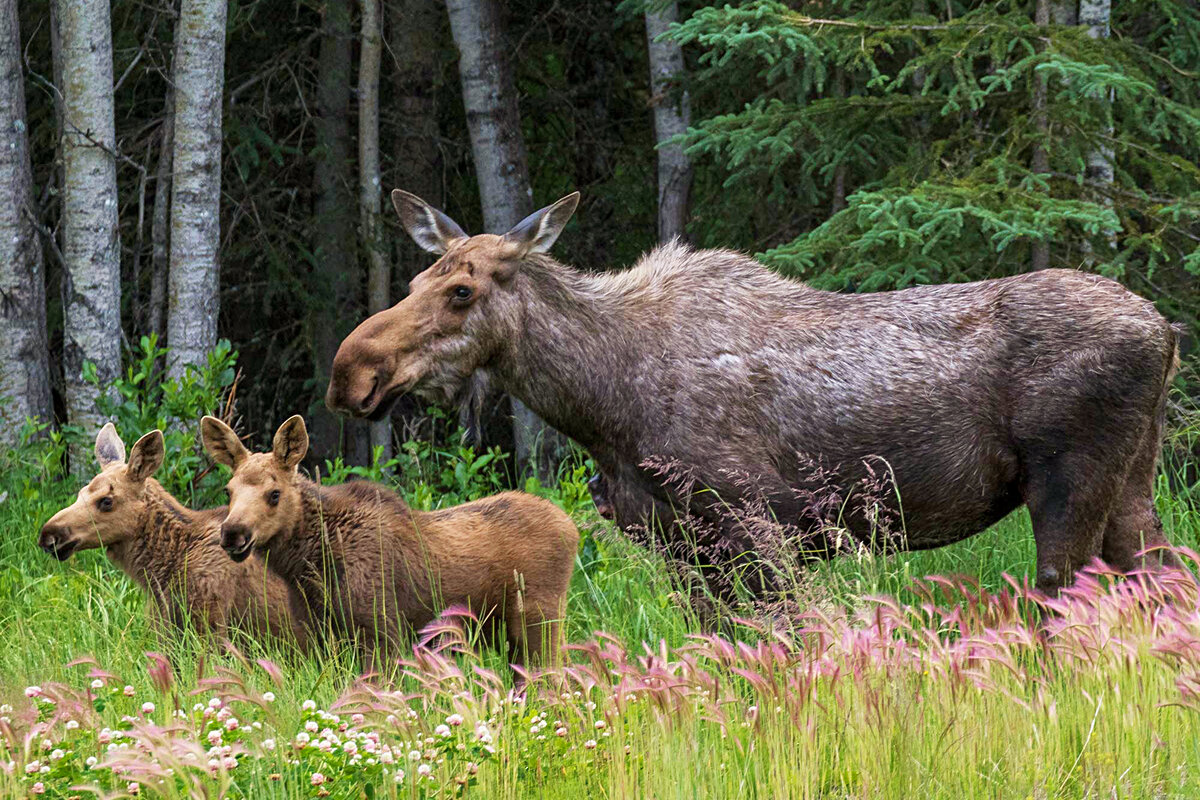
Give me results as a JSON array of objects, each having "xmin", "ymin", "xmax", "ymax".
[{"xmin": 1101, "ymin": 415, "xmax": 1183, "ymax": 574}]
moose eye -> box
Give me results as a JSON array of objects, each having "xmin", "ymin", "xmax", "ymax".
[
  {"xmin": 267, "ymin": 489, "xmax": 281, "ymax": 507},
  {"xmin": 96, "ymin": 496, "xmax": 114, "ymax": 513},
  {"xmin": 450, "ymin": 286, "xmax": 473, "ymax": 305}
]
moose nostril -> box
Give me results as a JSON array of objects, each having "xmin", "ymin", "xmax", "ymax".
[{"xmin": 359, "ymin": 375, "xmax": 380, "ymax": 412}]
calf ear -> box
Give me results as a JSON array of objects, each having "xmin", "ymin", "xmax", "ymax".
[
  {"xmin": 202, "ymin": 416, "xmax": 249, "ymax": 469},
  {"xmin": 95, "ymin": 423, "xmax": 126, "ymax": 467},
  {"xmin": 127, "ymin": 430, "xmax": 165, "ymax": 483},
  {"xmin": 273, "ymin": 415, "xmax": 308, "ymax": 471},
  {"xmin": 391, "ymin": 189, "xmax": 468, "ymax": 255},
  {"xmin": 502, "ymin": 192, "xmax": 580, "ymax": 257}
]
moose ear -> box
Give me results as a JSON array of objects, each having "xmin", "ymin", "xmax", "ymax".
[
  {"xmin": 391, "ymin": 189, "xmax": 468, "ymax": 255},
  {"xmin": 272, "ymin": 415, "xmax": 308, "ymax": 471},
  {"xmin": 201, "ymin": 416, "xmax": 249, "ymax": 469},
  {"xmin": 95, "ymin": 422, "xmax": 126, "ymax": 467},
  {"xmin": 126, "ymin": 430, "xmax": 165, "ymax": 483},
  {"xmin": 502, "ymin": 192, "xmax": 580, "ymax": 257}
]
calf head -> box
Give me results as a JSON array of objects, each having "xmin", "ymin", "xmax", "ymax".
[
  {"xmin": 202, "ymin": 415, "xmax": 307, "ymax": 562},
  {"xmin": 326, "ymin": 189, "xmax": 580, "ymax": 419},
  {"xmin": 38, "ymin": 424, "xmax": 165, "ymax": 560}
]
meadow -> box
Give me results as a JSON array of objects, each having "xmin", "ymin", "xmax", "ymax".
[{"xmin": 3, "ymin": 354, "xmax": 1200, "ymax": 798}]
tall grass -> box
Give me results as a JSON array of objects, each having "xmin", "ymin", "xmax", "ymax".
[{"xmin": 2, "ymin": 440, "xmax": 1200, "ymax": 796}]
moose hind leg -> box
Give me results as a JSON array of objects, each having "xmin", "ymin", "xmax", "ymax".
[{"xmin": 1101, "ymin": 416, "xmax": 1183, "ymax": 574}]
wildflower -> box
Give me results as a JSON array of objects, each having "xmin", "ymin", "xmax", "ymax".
[
  {"xmin": 447, "ymin": 713, "xmax": 464, "ymax": 727},
  {"xmin": 50, "ymin": 749, "xmax": 65, "ymax": 761},
  {"xmin": 408, "ymin": 749, "xmax": 421, "ymax": 762},
  {"xmin": 305, "ymin": 720, "xmax": 319, "ymax": 733},
  {"xmin": 123, "ymin": 685, "xmax": 136, "ymax": 697},
  {"xmin": 91, "ymin": 679, "xmax": 104, "ymax": 690},
  {"xmin": 222, "ymin": 756, "xmax": 238, "ymax": 770},
  {"xmin": 216, "ymin": 707, "xmax": 232, "ymax": 723},
  {"xmin": 555, "ymin": 727, "xmax": 567, "ymax": 738},
  {"xmin": 208, "ymin": 697, "xmax": 222, "ymax": 709},
  {"xmin": 417, "ymin": 763, "xmax": 432, "ymax": 778},
  {"xmin": 344, "ymin": 740, "xmax": 358, "ymax": 755},
  {"xmin": 467, "ymin": 761, "xmax": 479, "ymax": 775},
  {"xmin": 262, "ymin": 738, "xmax": 276, "ymax": 751},
  {"xmin": 224, "ymin": 717, "xmax": 239, "ymax": 732},
  {"xmin": 585, "ymin": 739, "xmax": 597, "ymax": 750},
  {"xmin": 295, "ymin": 732, "xmax": 310, "ymax": 746},
  {"xmin": 311, "ymin": 772, "xmax": 326, "ymax": 786},
  {"xmin": 141, "ymin": 702, "xmax": 156, "ymax": 715},
  {"xmin": 193, "ymin": 702, "xmax": 204, "ymax": 713},
  {"xmin": 351, "ymin": 713, "xmax": 364, "ymax": 725},
  {"xmin": 24, "ymin": 686, "xmax": 40, "ymax": 698},
  {"xmin": 39, "ymin": 765, "xmax": 50, "ymax": 774},
  {"xmin": 0, "ymin": 703, "xmax": 10, "ymax": 712},
  {"xmin": 30, "ymin": 783, "xmax": 44, "ymax": 795},
  {"xmin": 302, "ymin": 700, "xmax": 317, "ymax": 712},
  {"xmin": 595, "ymin": 720, "xmax": 606, "ymax": 730},
  {"xmin": 380, "ymin": 749, "xmax": 394, "ymax": 765},
  {"xmin": 86, "ymin": 756, "xmax": 98, "ymax": 768},
  {"xmin": 127, "ymin": 783, "xmax": 140, "ymax": 795},
  {"xmin": 386, "ymin": 714, "xmax": 398, "ymax": 726},
  {"xmin": 207, "ymin": 730, "xmax": 222, "ymax": 745},
  {"xmin": 435, "ymin": 724, "xmax": 451, "ymax": 738},
  {"xmin": 262, "ymin": 691, "xmax": 275, "ymax": 703},
  {"xmin": 25, "ymin": 760, "xmax": 40, "ymax": 774},
  {"xmin": 65, "ymin": 720, "xmax": 79, "ymax": 730},
  {"xmin": 394, "ymin": 769, "xmax": 406, "ymax": 784}
]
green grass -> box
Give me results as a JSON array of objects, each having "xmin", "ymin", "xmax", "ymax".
[{"xmin": 3, "ymin": 464, "xmax": 1200, "ymax": 798}]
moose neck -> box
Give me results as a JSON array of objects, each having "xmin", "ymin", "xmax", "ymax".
[
  {"xmin": 493, "ymin": 256, "xmax": 647, "ymax": 457},
  {"xmin": 265, "ymin": 477, "xmax": 342, "ymax": 591},
  {"xmin": 108, "ymin": 481, "xmax": 201, "ymax": 593}
]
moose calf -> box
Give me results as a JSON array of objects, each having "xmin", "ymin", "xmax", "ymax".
[
  {"xmin": 38, "ymin": 424, "xmax": 311, "ymax": 646},
  {"xmin": 201, "ymin": 415, "xmax": 578, "ymax": 672}
]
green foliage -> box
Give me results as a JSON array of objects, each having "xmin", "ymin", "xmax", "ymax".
[
  {"xmin": 677, "ymin": 0, "xmax": 1200, "ymax": 338},
  {"xmin": 85, "ymin": 335, "xmax": 238, "ymax": 507}
]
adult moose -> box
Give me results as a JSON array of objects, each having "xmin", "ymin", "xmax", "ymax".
[{"xmin": 327, "ymin": 189, "xmax": 1183, "ymax": 596}]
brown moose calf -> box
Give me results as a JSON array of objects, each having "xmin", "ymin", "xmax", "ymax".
[
  {"xmin": 38, "ymin": 424, "xmax": 311, "ymax": 646},
  {"xmin": 201, "ymin": 414, "xmax": 579, "ymax": 672}
]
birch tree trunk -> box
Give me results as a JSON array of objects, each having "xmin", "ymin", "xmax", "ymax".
[
  {"xmin": 0, "ymin": 0, "xmax": 52, "ymax": 441},
  {"xmin": 167, "ymin": 0, "xmax": 227, "ymax": 376},
  {"xmin": 359, "ymin": 0, "xmax": 391, "ymax": 460},
  {"xmin": 311, "ymin": 0, "xmax": 368, "ymax": 464},
  {"xmin": 56, "ymin": 0, "xmax": 122, "ymax": 432},
  {"xmin": 445, "ymin": 0, "xmax": 560, "ymax": 478},
  {"xmin": 644, "ymin": 1, "xmax": 692, "ymax": 242},
  {"xmin": 1079, "ymin": 0, "xmax": 1116, "ymax": 263}
]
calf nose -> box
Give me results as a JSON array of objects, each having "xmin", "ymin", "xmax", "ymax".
[
  {"xmin": 221, "ymin": 523, "xmax": 253, "ymax": 561},
  {"xmin": 39, "ymin": 523, "xmax": 74, "ymax": 560}
]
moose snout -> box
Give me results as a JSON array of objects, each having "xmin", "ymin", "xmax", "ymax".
[
  {"xmin": 38, "ymin": 523, "xmax": 77, "ymax": 561},
  {"xmin": 221, "ymin": 523, "xmax": 254, "ymax": 562}
]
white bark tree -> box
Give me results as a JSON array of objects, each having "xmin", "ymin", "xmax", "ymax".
[
  {"xmin": 167, "ymin": 0, "xmax": 228, "ymax": 376},
  {"xmin": 360, "ymin": 0, "xmax": 391, "ymax": 460},
  {"xmin": 55, "ymin": 0, "xmax": 122, "ymax": 432},
  {"xmin": 0, "ymin": 0, "xmax": 52, "ymax": 441},
  {"xmin": 644, "ymin": 1, "xmax": 693, "ymax": 242},
  {"xmin": 1079, "ymin": 0, "xmax": 1116, "ymax": 262},
  {"xmin": 445, "ymin": 0, "xmax": 560, "ymax": 477}
]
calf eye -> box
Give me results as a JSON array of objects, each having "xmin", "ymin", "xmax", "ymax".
[
  {"xmin": 267, "ymin": 489, "xmax": 281, "ymax": 507},
  {"xmin": 450, "ymin": 286, "xmax": 473, "ymax": 305},
  {"xmin": 97, "ymin": 496, "xmax": 114, "ymax": 512}
]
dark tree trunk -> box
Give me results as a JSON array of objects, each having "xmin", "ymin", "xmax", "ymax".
[{"xmin": 311, "ymin": 0, "xmax": 368, "ymax": 465}]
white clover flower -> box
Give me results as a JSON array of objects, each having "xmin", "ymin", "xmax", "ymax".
[
  {"xmin": 25, "ymin": 760, "xmax": 40, "ymax": 774},
  {"xmin": 584, "ymin": 739, "xmax": 597, "ymax": 750},
  {"xmin": 380, "ymin": 749, "xmax": 394, "ymax": 764},
  {"xmin": 86, "ymin": 756, "xmax": 98, "ymax": 768},
  {"xmin": 208, "ymin": 697, "xmax": 222, "ymax": 709},
  {"xmin": 222, "ymin": 756, "xmax": 238, "ymax": 770},
  {"xmin": 295, "ymin": 732, "xmax": 310, "ymax": 744},
  {"xmin": 302, "ymin": 700, "xmax": 317, "ymax": 711},
  {"xmin": 30, "ymin": 782, "xmax": 44, "ymax": 795},
  {"xmin": 447, "ymin": 713, "xmax": 464, "ymax": 727},
  {"xmin": 594, "ymin": 720, "xmax": 606, "ymax": 730},
  {"xmin": 435, "ymin": 724, "xmax": 451, "ymax": 738},
  {"xmin": 262, "ymin": 691, "xmax": 275, "ymax": 703},
  {"xmin": 351, "ymin": 713, "xmax": 364, "ymax": 725},
  {"xmin": 417, "ymin": 763, "xmax": 432, "ymax": 778},
  {"xmin": 141, "ymin": 702, "xmax": 156, "ymax": 715},
  {"xmin": 343, "ymin": 740, "xmax": 358, "ymax": 755},
  {"xmin": 555, "ymin": 727, "xmax": 567, "ymax": 737},
  {"xmin": 193, "ymin": 702, "xmax": 204, "ymax": 712},
  {"xmin": 65, "ymin": 719, "xmax": 79, "ymax": 730},
  {"xmin": 224, "ymin": 718, "xmax": 239, "ymax": 732},
  {"xmin": 39, "ymin": 765, "xmax": 50, "ymax": 774},
  {"xmin": 407, "ymin": 749, "xmax": 421, "ymax": 762},
  {"xmin": 25, "ymin": 686, "xmax": 41, "ymax": 698},
  {"xmin": 262, "ymin": 738, "xmax": 276, "ymax": 751},
  {"xmin": 305, "ymin": 720, "xmax": 319, "ymax": 733},
  {"xmin": 50, "ymin": 749, "xmax": 65, "ymax": 761},
  {"xmin": 310, "ymin": 772, "xmax": 326, "ymax": 786},
  {"xmin": 207, "ymin": 730, "xmax": 222, "ymax": 745},
  {"xmin": 394, "ymin": 769, "xmax": 405, "ymax": 783},
  {"xmin": 123, "ymin": 685, "xmax": 136, "ymax": 697},
  {"xmin": 91, "ymin": 680, "xmax": 104, "ymax": 690}
]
